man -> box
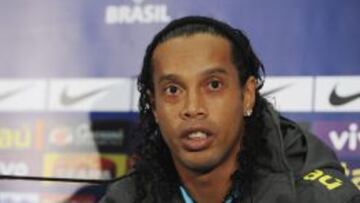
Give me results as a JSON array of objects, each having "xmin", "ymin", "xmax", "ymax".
[{"xmin": 100, "ymin": 16, "xmax": 359, "ymax": 203}]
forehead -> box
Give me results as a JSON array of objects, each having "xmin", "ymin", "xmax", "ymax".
[{"xmin": 152, "ymin": 33, "xmax": 234, "ymax": 74}]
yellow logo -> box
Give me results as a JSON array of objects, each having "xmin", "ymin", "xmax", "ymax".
[{"xmin": 303, "ymin": 169, "xmax": 343, "ymax": 190}]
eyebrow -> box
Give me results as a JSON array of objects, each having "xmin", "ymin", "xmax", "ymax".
[
  {"xmin": 158, "ymin": 74, "xmax": 181, "ymax": 84},
  {"xmin": 157, "ymin": 67, "xmax": 229, "ymax": 84},
  {"xmin": 201, "ymin": 67, "xmax": 228, "ymax": 77}
]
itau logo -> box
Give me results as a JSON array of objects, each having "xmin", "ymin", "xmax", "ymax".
[
  {"xmin": 329, "ymin": 123, "xmax": 360, "ymax": 151},
  {"xmin": 105, "ymin": 0, "xmax": 172, "ymax": 24}
]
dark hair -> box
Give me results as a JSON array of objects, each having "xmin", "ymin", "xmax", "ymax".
[{"xmin": 134, "ymin": 16, "xmax": 266, "ymax": 202}]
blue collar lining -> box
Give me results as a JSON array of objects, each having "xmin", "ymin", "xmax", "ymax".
[{"xmin": 179, "ymin": 186, "xmax": 236, "ymax": 203}]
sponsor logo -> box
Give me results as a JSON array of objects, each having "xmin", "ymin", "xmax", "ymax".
[
  {"xmin": 314, "ymin": 76, "xmax": 360, "ymax": 112},
  {"xmin": 0, "ymin": 161, "xmax": 29, "ymax": 176},
  {"xmin": 0, "ymin": 80, "xmax": 47, "ymax": 112},
  {"xmin": 260, "ymin": 77, "xmax": 313, "ymax": 112},
  {"xmin": 50, "ymin": 157, "xmax": 114, "ymax": 179},
  {"xmin": 0, "ymin": 85, "xmax": 30, "ymax": 102},
  {"xmin": 329, "ymin": 85, "xmax": 360, "ymax": 106},
  {"xmin": 48, "ymin": 123, "xmax": 124, "ymax": 148},
  {"xmin": 49, "ymin": 78, "xmax": 132, "ymax": 112},
  {"xmin": 0, "ymin": 120, "xmax": 44, "ymax": 150},
  {"xmin": 261, "ymin": 84, "xmax": 291, "ymax": 97},
  {"xmin": 49, "ymin": 126, "xmax": 73, "ymax": 147},
  {"xmin": 329, "ymin": 123, "xmax": 360, "ymax": 151},
  {"xmin": 105, "ymin": 0, "xmax": 171, "ymax": 24},
  {"xmin": 0, "ymin": 192, "xmax": 39, "ymax": 203},
  {"xmin": 0, "ymin": 154, "xmax": 41, "ymax": 177},
  {"xmin": 313, "ymin": 121, "xmax": 360, "ymax": 157},
  {"xmin": 303, "ymin": 169, "xmax": 343, "ymax": 190},
  {"xmin": 41, "ymin": 193, "xmax": 95, "ymax": 203},
  {"xmin": 61, "ymin": 86, "xmax": 111, "ymax": 106},
  {"xmin": 43, "ymin": 154, "xmax": 127, "ymax": 180},
  {"xmin": 341, "ymin": 162, "xmax": 360, "ymax": 190},
  {"xmin": 0, "ymin": 127, "xmax": 31, "ymax": 149}
]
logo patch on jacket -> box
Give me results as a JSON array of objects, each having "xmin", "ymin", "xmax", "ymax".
[{"xmin": 303, "ymin": 169, "xmax": 343, "ymax": 190}]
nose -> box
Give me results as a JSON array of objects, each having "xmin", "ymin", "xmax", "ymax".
[{"xmin": 180, "ymin": 89, "xmax": 208, "ymax": 120}]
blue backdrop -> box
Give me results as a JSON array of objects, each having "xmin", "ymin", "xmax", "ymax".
[{"xmin": 0, "ymin": 0, "xmax": 359, "ymax": 202}]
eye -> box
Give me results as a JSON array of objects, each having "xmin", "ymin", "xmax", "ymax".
[
  {"xmin": 208, "ymin": 80, "xmax": 223, "ymax": 91},
  {"xmin": 164, "ymin": 85, "xmax": 180, "ymax": 95}
]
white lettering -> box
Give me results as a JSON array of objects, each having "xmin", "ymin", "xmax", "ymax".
[
  {"xmin": 159, "ymin": 5, "xmax": 171, "ymax": 22},
  {"xmin": 329, "ymin": 131, "xmax": 349, "ymax": 150},
  {"xmin": 132, "ymin": 6, "xmax": 144, "ymax": 23},
  {"xmin": 329, "ymin": 123, "xmax": 360, "ymax": 151},
  {"xmin": 105, "ymin": 4, "xmax": 171, "ymax": 24},
  {"xmin": 119, "ymin": 6, "xmax": 132, "ymax": 23},
  {"xmin": 143, "ymin": 5, "xmax": 156, "ymax": 23},
  {"xmin": 105, "ymin": 6, "xmax": 119, "ymax": 24},
  {"xmin": 0, "ymin": 162, "xmax": 29, "ymax": 175},
  {"xmin": 0, "ymin": 192, "xmax": 38, "ymax": 203}
]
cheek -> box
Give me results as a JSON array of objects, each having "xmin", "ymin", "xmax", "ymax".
[
  {"xmin": 156, "ymin": 104, "xmax": 179, "ymax": 125},
  {"xmin": 208, "ymin": 93, "xmax": 243, "ymax": 117},
  {"xmin": 155, "ymin": 106, "xmax": 181, "ymax": 142},
  {"xmin": 207, "ymin": 95, "xmax": 244, "ymax": 133}
]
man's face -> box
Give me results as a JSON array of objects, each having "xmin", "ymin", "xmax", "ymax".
[{"xmin": 151, "ymin": 33, "xmax": 254, "ymax": 173}]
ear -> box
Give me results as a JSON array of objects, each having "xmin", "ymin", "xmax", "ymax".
[
  {"xmin": 243, "ymin": 76, "xmax": 256, "ymax": 115},
  {"xmin": 148, "ymin": 90, "xmax": 159, "ymax": 123}
]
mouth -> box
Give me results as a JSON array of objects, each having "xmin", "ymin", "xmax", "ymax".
[{"xmin": 181, "ymin": 127, "xmax": 215, "ymax": 151}]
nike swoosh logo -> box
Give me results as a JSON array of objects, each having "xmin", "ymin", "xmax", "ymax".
[
  {"xmin": 61, "ymin": 86, "xmax": 111, "ymax": 106},
  {"xmin": 329, "ymin": 85, "xmax": 360, "ymax": 106},
  {"xmin": 261, "ymin": 84, "xmax": 291, "ymax": 97},
  {"xmin": 0, "ymin": 86, "xmax": 30, "ymax": 102}
]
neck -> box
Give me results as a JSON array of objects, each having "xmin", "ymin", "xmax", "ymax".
[{"xmin": 177, "ymin": 153, "xmax": 239, "ymax": 203}]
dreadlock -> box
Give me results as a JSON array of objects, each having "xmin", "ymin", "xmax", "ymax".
[{"xmin": 134, "ymin": 16, "xmax": 267, "ymax": 202}]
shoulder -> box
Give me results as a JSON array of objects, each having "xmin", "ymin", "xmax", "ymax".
[
  {"xmin": 297, "ymin": 168, "xmax": 360, "ymax": 203},
  {"xmin": 99, "ymin": 172, "xmax": 183, "ymax": 203},
  {"xmin": 99, "ymin": 173, "xmax": 137, "ymax": 203}
]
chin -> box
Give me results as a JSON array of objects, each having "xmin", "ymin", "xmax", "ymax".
[{"xmin": 182, "ymin": 156, "xmax": 222, "ymax": 173}]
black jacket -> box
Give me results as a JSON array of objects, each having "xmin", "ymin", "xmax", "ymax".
[{"xmin": 100, "ymin": 104, "xmax": 360, "ymax": 203}]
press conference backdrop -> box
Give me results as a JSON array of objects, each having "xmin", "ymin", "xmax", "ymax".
[{"xmin": 0, "ymin": 0, "xmax": 359, "ymax": 202}]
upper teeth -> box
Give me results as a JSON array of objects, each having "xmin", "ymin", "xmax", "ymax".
[{"xmin": 188, "ymin": 131, "xmax": 207, "ymax": 139}]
